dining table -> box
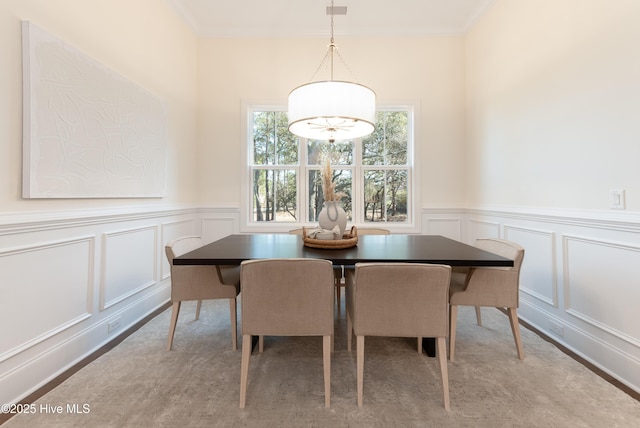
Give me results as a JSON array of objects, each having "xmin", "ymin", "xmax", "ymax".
[{"xmin": 173, "ymin": 233, "xmax": 514, "ymax": 356}]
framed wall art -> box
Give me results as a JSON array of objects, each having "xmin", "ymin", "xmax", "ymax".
[{"xmin": 22, "ymin": 21, "xmax": 167, "ymax": 198}]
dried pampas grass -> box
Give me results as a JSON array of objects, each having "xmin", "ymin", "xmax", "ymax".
[{"xmin": 322, "ymin": 159, "xmax": 344, "ymax": 201}]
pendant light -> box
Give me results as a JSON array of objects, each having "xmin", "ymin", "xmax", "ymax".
[{"xmin": 287, "ymin": 1, "xmax": 376, "ymax": 143}]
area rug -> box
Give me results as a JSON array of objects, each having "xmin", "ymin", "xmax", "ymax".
[{"xmin": 4, "ymin": 300, "xmax": 639, "ymax": 427}]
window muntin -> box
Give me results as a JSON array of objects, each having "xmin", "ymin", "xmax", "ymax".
[{"xmin": 248, "ymin": 108, "xmax": 412, "ymax": 226}]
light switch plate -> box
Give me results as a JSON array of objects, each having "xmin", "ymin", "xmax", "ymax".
[{"xmin": 610, "ymin": 189, "xmax": 625, "ymax": 209}]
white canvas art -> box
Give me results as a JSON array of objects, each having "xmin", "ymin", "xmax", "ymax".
[{"xmin": 22, "ymin": 21, "xmax": 167, "ymax": 198}]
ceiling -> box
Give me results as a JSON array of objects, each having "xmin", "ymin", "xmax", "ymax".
[{"xmin": 166, "ymin": 0, "xmax": 496, "ymax": 37}]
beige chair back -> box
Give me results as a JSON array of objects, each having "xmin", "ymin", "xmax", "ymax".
[
  {"xmin": 349, "ymin": 263, "xmax": 450, "ymax": 338},
  {"xmin": 455, "ymin": 238, "xmax": 524, "ymax": 308},
  {"xmin": 241, "ymin": 258, "xmax": 334, "ymax": 335}
]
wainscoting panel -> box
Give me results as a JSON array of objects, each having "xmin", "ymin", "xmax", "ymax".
[
  {"xmin": 101, "ymin": 226, "xmax": 158, "ymax": 311},
  {"xmin": 201, "ymin": 213, "xmax": 240, "ymax": 243},
  {"xmin": 424, "ymin": 218, "xmax": 462, "ymax": 240},
  {"xmin": 505, "ymin": 225, "xmax": 557, "ymax": 307},
  {"xmin": 0, "ymin": 206, "xmax": 199, "ymax": 404},
  {"xmin": 563, "ymin": 235, "xmax": 640, "ymax": 345},
  {"xmin": 468, "ymin": 218, "xmax": 500, "ymax": 241},
  {"xmin": 0, "ymin": 237, "xmax": 94, "ymax": 360},
  {"xmin": 456, "ymin": 207, "xmax": 640, "ymax": 393}
]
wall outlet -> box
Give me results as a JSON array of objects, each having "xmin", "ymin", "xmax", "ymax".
[
  {"xmin": 108, "ymin": 317, "xmax": 122, "ymax": 334},
  {"xmin": 610, "ymin": 189, "xmax": 626, "ymax": 209},
  {"xmin": 549, "ymin": 320, "xmax": 564, "ymax": 338}
]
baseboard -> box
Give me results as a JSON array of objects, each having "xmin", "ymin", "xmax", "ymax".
[{"xmin": 516, "ymin": 311, "xmax": 640, "ymax": 400}]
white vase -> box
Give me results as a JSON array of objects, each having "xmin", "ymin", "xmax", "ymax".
[{"xmin": 318, "ymin": 201, "xmax": 347, "ymax": 238}]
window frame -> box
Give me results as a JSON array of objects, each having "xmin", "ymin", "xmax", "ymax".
[{"xmin": 240, "ymin": 101, "xmax": 421, "ymax": 234}]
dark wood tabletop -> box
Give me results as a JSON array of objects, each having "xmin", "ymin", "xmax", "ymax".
[
  {"xmin": 172, "ymin": 233, "xmax": 513, "ymax": 358},
  {"xmin": 173, "ymin": 234, "xmax": 514, "ymax": 268}
]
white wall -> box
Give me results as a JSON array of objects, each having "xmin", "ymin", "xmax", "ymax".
[{"xmin": 465, "ymin": 0, "xmax": 640, "ymax": 211}]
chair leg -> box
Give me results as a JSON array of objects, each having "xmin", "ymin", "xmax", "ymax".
[
  {"xmin": 449, "ymin": 305, "xmax": 458, "ymax": 361},
  {"xmin": 507, "ymin": 307, "xmax": 525, "ymax": 360},
  {"xmin": 346, "ymin": 311, "xmax": 353, "ymax": 352},
  {"xmin": 417, "ymin": 337, "xmax": 422, "ymax": 354},
  {"xmin": 436, "ymin": 336, "xmax": 450, "ymax": 411},
  {"xmin": 239, "ymin": 334, "xmax": 252, "ymax": 408},
  {"xmin": 258, "ymin": 335, "xmax": 264, "ymax": 353},
  {"xmin": 166, "ymin": 301, "xmax": 181, "ymax": 351},
  {"xmin": 229, "ymin": 298, "xmax": 237, "ymax": 351},
  {"xmin": 475, "ymin": 306, "xmax": 482, "ymax": 326},
  {"xmin": 357, "ymin": 335, "xmax": 365, "ymax": 407},
  {"xmin": 323, "ymin": 335, "xmax": 331, "ymax": 408},
  {"xmin": 194, "ymin": 299, "xmax": 202, "ymax": 321},
  {"xmin": 335, "ymin": 279, "xmax": 342, "ymax": 316}
]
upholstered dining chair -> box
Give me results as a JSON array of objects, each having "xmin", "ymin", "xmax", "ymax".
[
  {"xmin": 239, "ymin": 258, "xmax": 335, "ymax": 408},
  {"xmin": 165, "ymin": 236, "xmax": 240, "ymax": 351},
  {"xmin": 345, "ymin": 263, "xmax": 451, "ymax": 410},
  {"xmin": 448, "ymin": 238, "xmax": 525, "ymax": 361}
]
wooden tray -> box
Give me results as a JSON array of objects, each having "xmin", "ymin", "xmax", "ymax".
[{"xmin": 302, "ymin": 226, "xmax": 358, "ymax": 249}]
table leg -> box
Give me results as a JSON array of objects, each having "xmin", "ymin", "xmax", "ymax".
[{"xmin": 422, "ymin": 337, "xmax": 436, "ymax": 357}]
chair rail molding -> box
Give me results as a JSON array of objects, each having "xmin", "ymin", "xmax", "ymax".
[{"xmin": 0, "ymin": 204, "xmax": 201, "ymax": 235}]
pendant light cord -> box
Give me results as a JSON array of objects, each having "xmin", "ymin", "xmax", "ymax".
[
  {"xmin": 308, "ymin": 0, "xmax": 358, "ymax": 83},
  {"xmin": 330, "ymin": 0, "xmax": 335, "ymax": 80}
]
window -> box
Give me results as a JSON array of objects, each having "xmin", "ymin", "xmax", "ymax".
[
  {"xmin": 244, "ymin": 105, "xmax": 416, "ymax": 231},
  {"xmin": 250, "ymin": 111, "xmax": 298, "ymax": 222}
]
